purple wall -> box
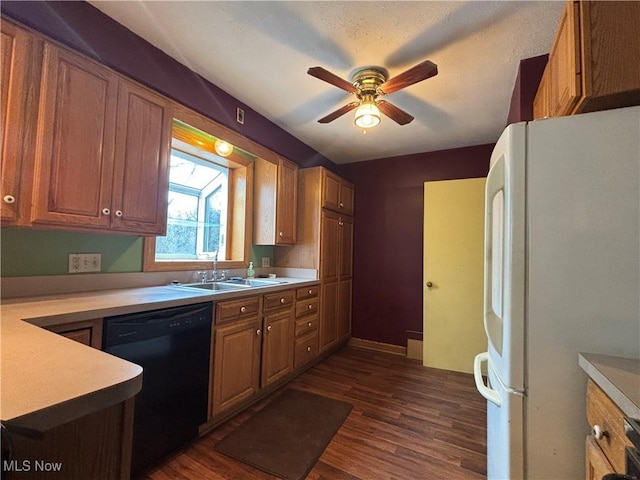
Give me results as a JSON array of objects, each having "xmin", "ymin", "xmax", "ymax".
[
  {"xmin": 1, "ymin": 0, "xmax": 334, "ymax": 170},
  {"xmin": 341, "ymin": 145, "xmax": 492, "ymax": 346},
  {"xmin": 506, "ymin": 54, "xmax": 548, "ymax": 125}
]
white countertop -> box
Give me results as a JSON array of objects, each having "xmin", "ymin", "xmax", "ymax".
[
  {"xmin": 0, "ymin": 277, "xmax": 317, "ymax": 431},
  {"xmin": 579, "ymin": 352, "xmax": 640, "ymax": 418}
]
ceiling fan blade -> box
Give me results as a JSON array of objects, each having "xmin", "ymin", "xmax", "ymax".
[
  {"xmin": 318, "ymin": 102, "xmax": 359, "ymax": 123},
  {"xmin": 377, "ymin": 100, "xmax": 414, "ymax": 125},
  {"xmin": 308, "ymin": 67, "xmax": 358, "ymax": 94},
  {"xmin": 378, "ymin": 60, "xmax": 438, "ymax": 95}
]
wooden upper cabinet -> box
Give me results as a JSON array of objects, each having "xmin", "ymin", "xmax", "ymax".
[
  {"xmin": 254, "ymin": 156, "xmax": 298, "ymax": 245},
  {"xmin": 321, "ymin": 169, "xmax": 354, "ymax": 216},
  {"xmin": 32, "ymin": 42, "xmax": 118, "ymax": 230},
  {"xmin": 534, "ymin": 1, "xmax": 640, "ymax": 119},
  {"xmin": 1, "ymin": 21, "xmax": 34, "ymax": 225},
  {"xmin": 111, "ymin": 80, "xmax": 171, "ymax": 235},
  {"xmin": 31, "ymin": 41, "xmax": 171, "ymax": 235}
]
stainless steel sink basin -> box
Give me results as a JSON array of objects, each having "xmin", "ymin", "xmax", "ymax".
[
  {"xmin": 221, "ymin": 278, "xmax": 286, "ymax": 287},
  {"xmin": 179, "ymin": 282, "xmax": 252, "ymax": 291}
]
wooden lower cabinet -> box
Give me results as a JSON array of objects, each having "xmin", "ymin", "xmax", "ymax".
[
  {"xmin": 261, "ymin": 309, "xmax": 294, "ymax": 387},
  {"xmin": 211, "ymin": 316, "xmax": 261, "ymax": 416},
  {"xmin": 45, "ymin": 319, "xmax": 103, "ymax": 349},
  {"xmin": 319, "ymin": 280, "xmax": 338, "ymax": 351},
  {"xmin": 5, "ymin": 398, "xmax": 134, "ymax": 480},
  {"xmin": 584, "ymin": 379, "xmax": 632, "ymax": 479},
  {"xmin": 585, "ymin": 435, "xmax": 615, "ymax": 480}
]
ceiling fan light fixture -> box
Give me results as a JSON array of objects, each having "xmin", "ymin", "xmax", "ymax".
[
  {"xmin": 354, "ymin": 101, "xmax": 381, "ymax": 129},
  {"xmin": 214, "ymin": 138, "xmax": 233, "ymax": 157}
]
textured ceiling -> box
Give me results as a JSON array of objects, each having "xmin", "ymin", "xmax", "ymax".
[{"xmin": 88, "ymin": 1, "xmax": 564, "ymax": 164}]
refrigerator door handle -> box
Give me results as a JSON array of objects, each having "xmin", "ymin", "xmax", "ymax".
[{"xmin": 474, "ymin": 352, "xmax": 502, "ymax": 407}]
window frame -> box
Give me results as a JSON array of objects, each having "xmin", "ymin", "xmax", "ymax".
[{"xmin": 143, "ymin": 104, "xmax": 270, "ymax": 272}]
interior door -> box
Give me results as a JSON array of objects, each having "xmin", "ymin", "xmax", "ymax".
[{"xmin": 423, "ymin": 178, "xmax": 486, "ymax": 373}]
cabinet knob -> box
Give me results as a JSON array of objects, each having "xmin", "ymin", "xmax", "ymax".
[
  {"xmin": 267, "ymin": 325, "xmax": 272, "ymax": 332},
  {"xmin": 102, "ymin": 208, "xmax": 111, "ymax": 215},
  {"xmin": 339, "ymin": 202, "xmax": 344, "ymax": 208},
  {"xmin": 279, "ymin": 231, "xmax": 284, "ymax": 237},
  {"xmin": 3, "ymin": 195, "xmax": 16, "ymax": 204},
  {"xmin": 308, "ymin": 322, "xmax": 312, "ymax": 327},
  {"xmin": 426, "ymin": 281, "xmax": 433, "ymax": 288},
  {"xmin": 240, "ymin": 306, "xmax": 247, "ymax": 313},
  {"xmin": 308, "ymin": 289, "xmax": 313, "ymax": 295},
  {"xmin": 256, "ymin": 329, "xmax": 261, "ymax": 335},
  {"xmin": 592, "ymin": 424, "xmax": 607, "ymax": 440},
  {"xmin": 338, "ymin": 220, "xmax": 344, "ymax": 226},
  {"xmin": 115, "ymin": 210, "xmax": 123, "ymax": 217},
  {"xmin": 308, "ymin": 304, "xmax": 313, "ymax": 310},
  {"xmin": 280, "ymin": 298, "xmax": 286, "ymax": 304},
  {"xmin": 307, "ymin": 346, "xmax": 312, "ymax": 352}
]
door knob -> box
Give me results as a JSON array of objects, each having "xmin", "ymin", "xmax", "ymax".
[{"xmin": 426, "ymin": 281, "xmax": 433, "ymax": 288}]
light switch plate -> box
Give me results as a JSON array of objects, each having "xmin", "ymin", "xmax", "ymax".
[
  {"xmin": 261, "ymin": 257, "xmax": 270, "ymax": 268},
  {"xmin": 69, "ymin": 253, "xmax": 101, "ymax": 273}
]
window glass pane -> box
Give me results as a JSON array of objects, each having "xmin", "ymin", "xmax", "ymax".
[
  {"xmin": 155, "ymin": 148, "xmax": 228, "ymax": 261},
  {"xmin": 156, "ymin": 190, "xmax": 198, "ymax": 258}
]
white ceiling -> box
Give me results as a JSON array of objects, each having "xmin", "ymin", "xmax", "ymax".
[{"xmin": 88, "ymin": 1, "xmax": 564, "ymax": 164}]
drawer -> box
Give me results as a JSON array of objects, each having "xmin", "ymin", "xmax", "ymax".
[
  {"xmin": 294, "ymin": 330, "xmax": 318, "ymax": 369},
  {"xmin": 295, "ymin": 298, "xmax": 318, "ymax": 318},
  {"xmin": 586, "ymin": 379, "xmax": 633, "ymax": 473},
  {"xmin": 295, "ymin": 315, "xmax": 318, "ymax": 337},
  {"xmin": 263, "ymin": 290, "xmax": 294, "ymax": 311},
  {"xmin": 216, "ymin": 296, "xmax": 260, "ymax": 323},
  {"xmin": 296, "ymin": 285, "xmax": 319, "ymax": 301}
]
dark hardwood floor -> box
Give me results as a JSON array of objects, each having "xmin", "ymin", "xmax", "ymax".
[{"xmin": 142, "ymin": 346, "xmax": 487, "ymax": 480}]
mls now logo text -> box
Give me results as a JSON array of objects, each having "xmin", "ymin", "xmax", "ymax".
[{"xmin": 3, "ymin": 459, "xmax": 63, "ymax": 473}]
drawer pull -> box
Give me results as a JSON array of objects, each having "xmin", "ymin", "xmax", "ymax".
[
  {"xmin": 307, "ymin": 346, "xmax": 312, "ymax": 352},
  {"xmin": 308, "ymin": 322, "xmax": 312, "ymax": 327},
  {"xmin": 280, "ymin": 298, "xmax": 286, "ymax": 304},
  {"xmin": 592, "ymin": 424, "xmax": 608, "ymax": 440},
  {"xmin": 308, "ymin": 289, "xmax": 313, "ymax": 295},
  {"xmin": 240, "ymin": 306, "xmax": 247, "ymax": 313},
  {"xmin": 308, "ymin": 304, "xmax": 313, "ymax": 310},
  {"xmin": 3, "ymin": 195, "xmax": 16, "ymax": 204}
]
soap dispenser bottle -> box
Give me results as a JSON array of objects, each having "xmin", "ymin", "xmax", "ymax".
[{"xmin": 246, "ymin": 262, "xmax": 255, "ymax": 279}]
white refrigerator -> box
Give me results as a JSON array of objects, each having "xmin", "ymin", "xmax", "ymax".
[{"xmin": 473, "ymin": 105, "xmax": 640, "ymax": 480}]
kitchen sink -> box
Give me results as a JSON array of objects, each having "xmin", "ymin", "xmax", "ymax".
[
  {"xmin": 221, "ymin": 278, "xmax": 287, "ymax": 287},
  {"xmin": 178, "ymin": 282, "xmax": 252, "ymax": 291}
]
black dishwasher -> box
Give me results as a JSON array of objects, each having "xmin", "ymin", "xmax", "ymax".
[{"xmin": 103, "ymin": 302, "xmax": 212, "ymax": 477}]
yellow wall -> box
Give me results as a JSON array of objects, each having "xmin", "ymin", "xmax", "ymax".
[{"xmin": 423, "ymin": 178, "xmax": 486, "ymax": 373}]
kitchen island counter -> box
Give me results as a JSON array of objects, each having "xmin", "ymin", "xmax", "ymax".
[
  {"xmin": 1, "ymin": 277, "xmax": 317, "ymax": 432},
  {"xmin": 579, "ymin": 352, "xmax": 640, "ymax": 418}
]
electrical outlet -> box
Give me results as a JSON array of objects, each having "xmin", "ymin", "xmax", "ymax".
[
  {"xmin": 236, "ymin": 107, "xmax": 245, "ymax": 124},
  {"xmin": 68, "ymin": 253, "xmax": 101, "ymax": 273},
  {"xmin": 261, "ymin": 257, "xmax": 270, "ymax": 268}
]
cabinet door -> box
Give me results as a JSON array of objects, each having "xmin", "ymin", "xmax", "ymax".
[
  {"xmin": 275, "ymin": 157, "xmax": 297, "ymax": 244},
  {"xmin": 32, "ymin": 42, "xmax": 118, "ymax": 229},
  {"xmin": 320, "ymin": 210, "xmax": 339, "ymax": 281},
  {"xmin": 1, "ymin": 21, "xmax": 32, "ymax": 224},
  {"xmin": 261, "ymin": 310, "xmax": 294, "ymax": 387},
  {"xmin": 533, "ymin": 63, "xmax": 551, "ymax": 120},
  {"xmin": 547, "ymin": 1, "xmax": 581, "ymax": 117},
  {"xmin": 339, "ymin": 216, "xmax": 353, "ymax": 278},
  {"xmin": 339, "ymin": 181, "xmax": 354, "ymax": 216},
  {"xmin": 319, "ymin": 280, "xmax": 338, "ymax": 351},
  {"xmin": 211, "ymin": 318, "xmax": 261, "ymax": 416},
  {"xmin": 111, "ymin": 80, "xmax": 171, "ymax": 235},
  {"xmin": 321, "ymin": 170, "xmax": 341, "ymax": 212},
  {"xmin": 337, "ymin": 279, "xmax": 352, "ymax": 340},
  {"xmin": 585, "ymin": 436, "xmax": 615, "ymax": 480}
]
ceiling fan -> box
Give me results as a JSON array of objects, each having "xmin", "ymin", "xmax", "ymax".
[{"xmin": 307, "ymin": 59, "xmax": 438, "ymax": 129}]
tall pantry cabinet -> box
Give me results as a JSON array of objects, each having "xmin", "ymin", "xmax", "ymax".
[{"xmin": 275, "ymin": 167, "xmax": 354, "ymax": 353}]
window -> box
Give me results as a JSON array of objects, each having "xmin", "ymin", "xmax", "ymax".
[
  {"xmin": 156, "ymin": 149, "xmax": 228, "ymax": 260},
  {"xmin": 144, "ymin": 105, "xmax": 256, "ymax": 272}
]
